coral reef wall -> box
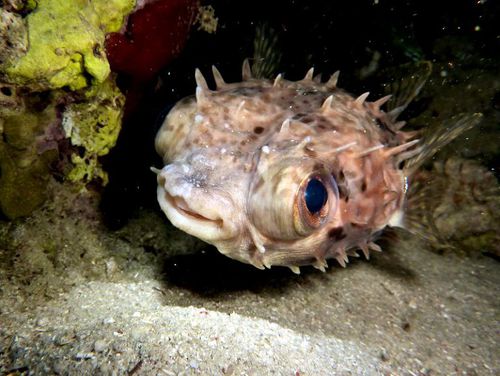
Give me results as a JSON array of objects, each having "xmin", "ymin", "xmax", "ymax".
[
  {"xmin": 0, "ymin": 0, "xmax": 201, "ymax": 219},
  {"xmin": 0, "ymin": 0, "xmax": 134, "ymax": 218}
]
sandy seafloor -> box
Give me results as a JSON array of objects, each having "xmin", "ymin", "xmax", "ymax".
[{"xmin": 0, "ymin": 191, "xmax": 498, "ymax": 376}]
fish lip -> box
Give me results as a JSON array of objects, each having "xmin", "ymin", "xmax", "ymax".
[
  {"xmin": 166, "ymin": 190, "xmax": 221, "ymax": 224},
  {"xmin": 157, "ymin": 185, "xmax": 234, "ymax": 241}
]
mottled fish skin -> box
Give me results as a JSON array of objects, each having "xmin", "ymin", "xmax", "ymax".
[{"xmin": 154, "ymin": 62, "xmax": 435, "ymax": 272}]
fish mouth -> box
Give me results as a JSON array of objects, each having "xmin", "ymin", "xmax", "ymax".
[
  {"xmin": 166, "ymin": 191, "xmax": 222, "ymax": 224},
  {"xmin": 157, "ymin": 186, "xmax": 230, "ymax": 241}
]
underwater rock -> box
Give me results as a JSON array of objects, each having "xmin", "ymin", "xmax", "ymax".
[
  {"xmin": 409, "ymin": 157, "xmax": 500, "ymax": 257},
  {"xmin": 0, "ymin": 1, "xmax": 134, "ymax": 218},
  {"xmin": 0, "ymin": 0, "xmax": 135, "ymax": 91},
  {"xmin": 0, "ymin": 78, "xmax": 126, "ymax": 218},
  {"xmin": 0, "ymin": 88, "xmax": 59, "ymax": 218},
  {"xmin": 0, "ymin": 8, "xmax": 28, "ymax": 66},
  {"xmin": 0, "ymin": 82, "xmax": 23, "ymax": 111},
  {"xmin": 1, "ymin": 0, "xmax": 37, "ymax": 12}
]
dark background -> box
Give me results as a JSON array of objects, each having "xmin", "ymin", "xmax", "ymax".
[{"xmin": 101, "ymin": 0, "xmax": 499, "ymax": 228}]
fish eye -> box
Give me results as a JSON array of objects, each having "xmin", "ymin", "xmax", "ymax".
[
  {"xmin": 294, "ymin": 173, "xmax": 337, "ymax": 234},
  {"xmin": 247, "ymin": 159, "xmax": 339, "ymax": 240},
  {"xmin": 304, "ymin": 178, "xmax": 328, "ymax": 214}
]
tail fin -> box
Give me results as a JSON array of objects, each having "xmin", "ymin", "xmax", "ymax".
[
  {"xmin": 379, "ymin": 61, "xmax": 432, "ymax": 119},
  {"xmin": 403, "ymin": 113, "xmax": 483, "ymax": 177},
  {"xmin": 403, "ymin": 168, "xmax": 451, "ymax": 247},
  {"xmin": 402, "ymin": 113, "xmax": 483, "ymax": 245}
]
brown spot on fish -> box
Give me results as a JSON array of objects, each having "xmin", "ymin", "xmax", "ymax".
[
  {"xmin": 302, "ymin": 116, "xmax": 315, "ymax": 124},
  {"xmin": 254, "ymin": 126, "xmax": 264, "ymax": 134},
  {"xmin": 361, "ymin": 180, "xmax": 367, "ymax": 192},
  {"xmin": 328, "ymin": 227, "xmax": 347, "ymax": 241}
]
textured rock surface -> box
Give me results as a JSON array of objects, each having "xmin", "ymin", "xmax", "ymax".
[
  {"xmin": 0, "ymin": 1, "xmax": 131, "ymax": 217},
  {"xmin": 409, "ymin": 158, "xmax": 500, "ymax": 257},
  {"xmin": 0, "ymin": 90, "xmax": 59, "ymax": 218},
  {"xmin": 0, "ymin": 0, "xmax": 134, "ymax": 91}
]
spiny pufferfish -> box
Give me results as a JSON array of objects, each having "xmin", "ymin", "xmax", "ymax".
[{"xmin": 154, "ymin": 60, "xmax": 481, "ymax": 273}]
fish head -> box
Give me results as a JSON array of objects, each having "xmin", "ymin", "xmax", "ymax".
[
  {"xmin": 156, "ymin": 139, "xmax": 345, "ymax": 269},
  {"xmin": 156, "ymin": 148, "xmax": 247, "ymax": 248}
]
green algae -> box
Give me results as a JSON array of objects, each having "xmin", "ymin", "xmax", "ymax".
[{"xmin": 1, "ymin": 0, "xmax": 135, "ymax": 91}]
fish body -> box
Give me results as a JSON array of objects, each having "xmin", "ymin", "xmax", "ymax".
[{"xmin": 155, "ymin": 61, "xmax": 480, "ymax": 272}]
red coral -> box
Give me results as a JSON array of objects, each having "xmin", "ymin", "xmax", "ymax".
[{"xmin": 105, "ymin": 0, "xmax": 199, "ymax": 83}]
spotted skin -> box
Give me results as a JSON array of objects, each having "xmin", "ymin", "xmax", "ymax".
[{"xmin": 154, "ymin": 62, "xmax": 476, "ymax": 272}]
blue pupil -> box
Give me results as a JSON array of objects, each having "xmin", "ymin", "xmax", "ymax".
[{"xmin": 304, "ymin": 178, "xmax": 328, "ymax": 214}]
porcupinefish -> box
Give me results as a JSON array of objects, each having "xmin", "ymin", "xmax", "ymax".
[{"xmin": 154, "ymin": 60, "xmax": 481, "ymax": 273}]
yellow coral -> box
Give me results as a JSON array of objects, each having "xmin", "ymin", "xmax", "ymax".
[
  {"xmin": 2, "ymin": 0, "xmax": 135, "ymax": 91},
  {"xmin": 62, "ymin": 78, "xmax": 125, "ymax": 184}
]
